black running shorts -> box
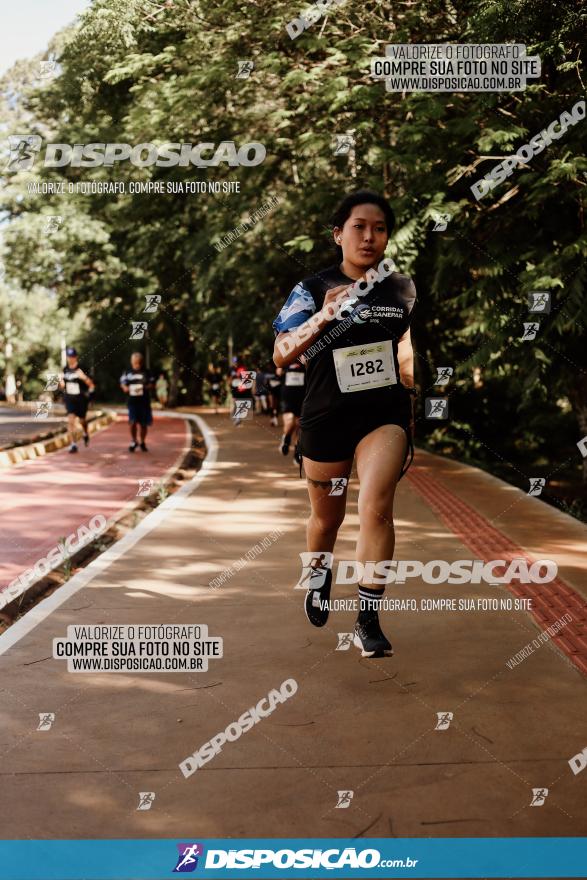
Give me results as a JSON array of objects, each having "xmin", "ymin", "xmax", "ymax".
[
  {"xmin": 299, "ymin": 391, "xmax": 411, "ymax": 463},
  {"xmin": 64, "ymin": 396, "xmax": 89, "ymax": 419},
  {"xmin": 280, "ymin": 389, "xmax": 304, "ymax": 417}
]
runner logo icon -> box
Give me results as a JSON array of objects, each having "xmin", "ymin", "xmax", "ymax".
[
  {"xmin": 295, "ymin": 552, "xmax": 333, "ymax": 590},
  {"xmin": 37, "ymin": 713, "xmax": 55, "ymax": 731},
  {"xmin": 173, "ymin": 843, "xmax": 204, "ymax": 872},
  {"xmin": 435, "ymin": 712, "xmax": 453, "ymax": 730},
  {"xmin": 130, "ymin": 321, "xmax": 148, "ymax": 340},
  {"xmin": 528, "ymin": 291, "xmax": 551, "ymax": 313},
  {"xmin": 5, "ymin": 134, "xmax": 42, "ymax": 171},
  {"xmin": 336, "ymin": 790, "xmax": 354, "ymax": 808},
  {"xmin": 521, "ymin": 322, "xmax": 539, "ymax": 341}
]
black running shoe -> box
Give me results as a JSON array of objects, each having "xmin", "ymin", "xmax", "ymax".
[
  {"xmin": 129, "ymin": 442, "xmax": 138, "ymax": 452},
  {"xmin": 304, "ymin": 568, "xmax": 332, "ymax": 627},
  {"xmin": 69, "ymin": 443, "xmax": 78, "ymax": 454},
  {"xmin": 353, "ymin": 614, "xmax": 393, "ymax": 657},
  {"xmin": 140, "ymin": 442, "xmax": 148, "ymax": 452},
  {"xmin": 280, "ymin": 434, "xmax": 291, "ymax": 455}
]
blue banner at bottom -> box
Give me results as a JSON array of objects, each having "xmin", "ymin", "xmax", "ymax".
[{"xmin": 0, "ymin": 838, "xmax": 585, "ymax": 879}]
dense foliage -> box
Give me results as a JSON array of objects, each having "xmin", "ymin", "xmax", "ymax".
[{"xmin": 0, "ymin": 0, "xmax": 585, "ymax": 509}]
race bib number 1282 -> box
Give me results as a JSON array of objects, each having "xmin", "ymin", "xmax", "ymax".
[{"xmin": 333, "ymin": 339, "xmax": 396, "ymax": 393}]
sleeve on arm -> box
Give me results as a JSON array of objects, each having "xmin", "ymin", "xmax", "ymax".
[
  {"xmin": 272, "ymin": 282, "xmax": 316, "ymax": 336},
  {"xmin": 404, "ymin": 278, "xmax": 417, "ymax": 316}
]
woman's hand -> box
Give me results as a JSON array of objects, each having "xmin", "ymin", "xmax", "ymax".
[{"xmin": 321, "ymin": 284, "xmax": 352, "ymax": 316}]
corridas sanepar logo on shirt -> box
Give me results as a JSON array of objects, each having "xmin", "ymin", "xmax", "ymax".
[{"xmin": 173, "ymin": 842, "xmax": 204, "ymax": 872}]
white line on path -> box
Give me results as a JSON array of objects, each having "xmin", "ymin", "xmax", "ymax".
[{"xmin": 0, "ymin": 412, "xmax": 218, "ymax": 656}]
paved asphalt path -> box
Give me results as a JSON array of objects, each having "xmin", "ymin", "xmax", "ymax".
[
  {"xmin": 0, "ymin": 405, "xmax": 65, "ymax": 449},
  {"xmin": 0, "ymin": 411, "xmax": 585, "ymax": 851}
]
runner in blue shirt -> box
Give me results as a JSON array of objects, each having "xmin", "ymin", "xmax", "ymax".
[{"xmin": 120, "ymin": 352, "xmax": 155, "ymax": 452}]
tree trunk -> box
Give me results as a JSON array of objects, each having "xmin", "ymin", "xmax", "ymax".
[
  {"xmin": 167, "ymin": 319, "xmax": 200, "ymax": 407},
  {"xmin": 568, "ymin": 373, "xmax": 587, "ymax": 482}
]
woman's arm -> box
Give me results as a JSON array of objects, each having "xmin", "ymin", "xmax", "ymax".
[
  {"xmin": 273, "ymin": 284, "xmax": 351, "ymax": 368},
  {"xmin": 77, "ymin": 368, "xmax": 95, "ymax": 392},
  {"xmin": 398, "ymin": 328, "xmax": 414, "ymax": 388},
  {"xmin": 398, "ymin": 327, "xmax": 416, "ymax": 434}
]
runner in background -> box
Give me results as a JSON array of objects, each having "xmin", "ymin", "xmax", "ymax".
[
  {"xmin": 266, "ymin": 365, "xmax": 282, "ymax": 427},
  {"xmin": 120, "ymin": 352, "xmax": 155, "ymax": 452},
  {"xmin": 155, "ymin": 373, "xmax": 169, "ymax": 408},
  {"xmin": 279, "ymin": 360, "xmax": 305, "ymax": 465},
  {"xmin": 206, "ymin": 363, "xmax": 224, "ymax": 412},
  {"xmin": 228, "ymin": 356, "xmax": 255, "ymax": 427},
  {"xmin": 59, "ymin": 346, "xmax": 95, "ymax": 454},
  {"xmin": 254, "ymin": 366, "xmax": 270, "ymax": 415}
]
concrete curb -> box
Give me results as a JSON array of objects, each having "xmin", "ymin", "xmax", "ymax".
[
  {"xmin": 0, "ymin": 410, "xmax": 116, "ymax": 469},
  {"xmin": 0, "ymin": 412, "xmax": 216, "ymax": 653},
  {"xmin": 0, "ymin": 412, "xmax": 196, "ymax": 627}
]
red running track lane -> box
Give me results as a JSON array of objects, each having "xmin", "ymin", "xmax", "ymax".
[
  {"xmin": 0, "ymin": 413, "xmax": 188, "ymax": 592},
  {"xmin": 407, "ymin": 464, "xmax": 587, "ymax": 677}
]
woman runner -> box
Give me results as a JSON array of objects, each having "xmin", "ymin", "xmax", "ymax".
[{"xmin": 272, "ymin": 190, "xmax": 417, "ymax": 658}]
